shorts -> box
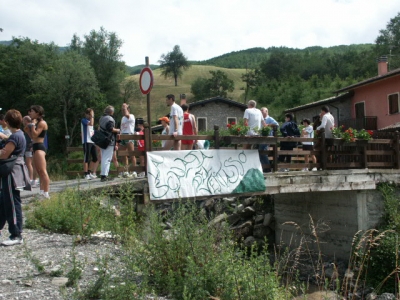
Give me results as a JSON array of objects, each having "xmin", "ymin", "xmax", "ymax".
[
  {"xmin": 182, "ymin": 140, "xmax": 194, "ymax": 145},
  {"xmin": 32, "ymin": 143, "xmax": 46, "ymax": 153},
  {"xmin": 302, "ymin": 144, "xmax": 314, "ymax": 151},
  {"xmin": 24, "ymin": 151, "xmax": 33, "ymax": 158},
  {"xmin": 83, "ymin": 143, "xmax": 98, "ymax": 163}
]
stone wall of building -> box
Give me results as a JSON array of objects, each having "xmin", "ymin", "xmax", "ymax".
[
  {"xmin": 189, "ymin": 102, "xmax": 246, "ymax": 131},
  {"xmin": 293, "ymin": 100, "xmax": 352, "ymax": 126}
]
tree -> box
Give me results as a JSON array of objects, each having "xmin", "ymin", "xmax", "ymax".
[
  {"xmin": 207, "ymin": 70, "xmax": 234, "ymax": 98},
  {"xmin": 0, "ymin": 38, "xmax": 59, "ymax": 111},
  {"xmin": 30, "ymin": 51, "xmax": 102, "ymax": 149},
  {"xmin": 191, "ymin": 77, "xmax": 211, "ymax": 100},
  {"xmin": 191, "ymin": 70, "xmax": 235, "ymax": 100},
  {"xmin": 241, "ymin": 70, "xmax": 257, "ymax": 103},
  {"xmin": 70, "ymin": 27, "xmax": 126, "ymax": 100},
  {"xmin": 121, "ymin": 78, "xmax": 142, "ymax": 103},
  {"xmin": 375, "ymin": 12, "xmax": 400, "ymax": 70},
  {"xmin": 159, "ymin": 45, "xmax": 190, "ymax": 86}
]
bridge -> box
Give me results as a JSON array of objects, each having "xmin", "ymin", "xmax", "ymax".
[
  {"xmin": 60, "ymin": 127, "xmax": 400, "ymax": 259},
  {"xmin": 22, "ymin": 165, "xmax": 400, "ymax": 259}
]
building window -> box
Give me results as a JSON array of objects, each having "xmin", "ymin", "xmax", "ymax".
[
  {"xmin": 388, "ymin": 93, "xmax": 399, "ymax": 114},
  {"xmin": 227, "ymin": 117, "xmax": 237, "ymax": 125},
  {"xmin": 198, "ymin": 117, "xmax": 207, "ymax": 131}
]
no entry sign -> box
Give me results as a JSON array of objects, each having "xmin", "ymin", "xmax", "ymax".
[{"xmin": 139, "ymin": 67, "xmax": 154, "ymax": 95}]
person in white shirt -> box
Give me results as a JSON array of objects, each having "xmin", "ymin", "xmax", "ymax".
[
  {"xmin": 81, "ymin": 108, "xmax": 98, "ymax": 180},
  {"xmin": 243, "ymin": 100, "xmax": 266, "ymax": 149},
  {"xmin": 120, "ymin": 103, "xmax": 136, "ymax": 166},
  {"xmin": 301, "ymin": 118, "xmax": 317, "ymax": 171},
  {"xmin": 166, "ymin": 94, "xmax": 183, "ymax": 150},
  {"xmin": 316, "ymin": 106, "xmax": 335, "ymax": 139}
]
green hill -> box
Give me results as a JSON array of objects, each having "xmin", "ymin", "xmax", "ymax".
[
  {"xmin": 128, "ymin": 65, "xmax": 247, "ymax": 122},
  {"xmin": 191, "ymin": 44, "xmax": 374, "ymax": 69}
]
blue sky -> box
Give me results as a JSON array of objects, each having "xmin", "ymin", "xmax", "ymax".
[{"xmin": 0, "ymin": 0, "xmax": 398, "ymax": 66}]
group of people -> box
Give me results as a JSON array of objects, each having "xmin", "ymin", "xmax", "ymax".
[
  {"xmin": 81, "ymin": 96, "xmax": 200, "ymax": 182},
  {"xmin": 0, "ymin": 105, "xmax": 50, "ymax": 246},
  {"xmin": 242, "ymin": 100, "xmax": 335, "ymax": 172}
]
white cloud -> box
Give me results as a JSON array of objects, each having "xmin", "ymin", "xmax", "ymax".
[{"xmin": 0, "ymin": 0, "xmax": 398, "ymax": 66}]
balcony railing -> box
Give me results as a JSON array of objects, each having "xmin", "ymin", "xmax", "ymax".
[
  {"xmin": 66, "ymin": 126, "xmax": 400, "ymax": 176},
  {"xmin": 339, "ymin": 116, "xmax": 377, "ymax": 130}
]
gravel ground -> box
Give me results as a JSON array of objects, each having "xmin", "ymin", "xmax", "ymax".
[{"xmin": 0, "ymin": 228, "xmax": 123, "ymax": 300}]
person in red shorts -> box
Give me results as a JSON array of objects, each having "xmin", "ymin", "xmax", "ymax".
[
  {"xmin": 181, "ymin": 104, "xmax": 198, "ymax": 150},
  {"xmin": 136, "ymin": 122, "xmax": 145, "ymax": 167}
]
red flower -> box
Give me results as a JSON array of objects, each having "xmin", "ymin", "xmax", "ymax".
[
  {"xmin": 231, "ymin": 122, "xmax": 236, "ymax": 125},
  {"xmin": 237, "ymin": 128, "xmax": 240, "ymax": 131},
  {"xmin": 367, "ymin": 130, "xmax": 373, "ymax": 136},
  {"xmin": 227, "ymin": 124, "xmax": 231, "ymax": 128}
]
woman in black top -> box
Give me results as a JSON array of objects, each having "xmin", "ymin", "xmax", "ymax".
[{"xmin": 25, "ymin": 105, "xmax": 50, "ymax": 199}]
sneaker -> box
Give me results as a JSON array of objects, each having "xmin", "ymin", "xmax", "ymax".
[
  {"xmin": 278, "ymin": 168, "xmax": 286, "ymax": 172},
  {"xmin": 118, "ymin": 172, "xmax": 123, "ymax": 178},
  {"xmin": 137, "ymin": 172, "xmax": 146, "ymax": 178},
  {"xmin": 312, "ymin": 167, "xmax": 318, "ymax": 171},
  {"xmin": 30, "ymin": 180, "xmax": 39, "ymax": 188},
  {"xmin": 123, "ymin": 172, "xmax": 130, "ymax": 178},
  {"xmin": 84, "ymin": 174, "xmax": 91, "ymax": 180},
  {"xmin": 101, "ymin": 176, "xmax": 114, "ymax": 182},
  {"xmin": 89, "ymin": 173, "xmax": 97, "ymax": 179},
  {"xmin": 1, "ymin": 236, "xmax": 23, "ymax": 246},
  {"xmin": 302, "ymin": 168, "xmax": 309, "ymax": 171}
]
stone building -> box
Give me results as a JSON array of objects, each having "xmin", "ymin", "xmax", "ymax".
[
  {"xmin": 182, "ymin": 97, "xmax": 247, "ymax": 132},
  {"xmin": 284, "ymin": 92, "xmax": 353, "ymax": 127}
]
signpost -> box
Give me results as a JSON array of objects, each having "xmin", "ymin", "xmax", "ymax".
[{"xmin": 140, "ymin": 57, "xmax": 154, "ymax": 151}]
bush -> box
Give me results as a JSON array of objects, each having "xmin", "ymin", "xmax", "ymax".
[
  {"xmin": 123, "ymin": 201, "xmax": 288, "ymax": 299},
  {"xmin": 25, "ymin": 188, "xmax": 117, "ymax": 237}
]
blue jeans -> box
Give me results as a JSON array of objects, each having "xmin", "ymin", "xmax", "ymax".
[{"xmin": 259, "ymin": 144, "xmax": 270, "ymax": 165}]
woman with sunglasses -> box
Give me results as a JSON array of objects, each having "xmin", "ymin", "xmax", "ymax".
[{"xmin": 25, "ymin": 105, "xmax": 50, "ymax": 199}]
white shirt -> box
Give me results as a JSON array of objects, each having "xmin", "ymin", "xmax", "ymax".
[
  {"xmin": 302, "ymin": 125, "xmax": 314, "ymax": 145},
  {"xmin": 317, "ymin": 112, "xmax": 335, "ymax": 138},
  {"xmin": 121, "ymin": 114, "xmax": 135, "ymax": 134},
  {"xmin": 169, "ymin": 103, "xmax": 183, "ymax": 135},
  {"xmin": 244, "ymin": 108, "xmax": 263, "ymax": 135}
]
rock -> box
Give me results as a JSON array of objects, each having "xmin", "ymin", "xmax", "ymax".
[
  {"xmin": 243, "ymin": 197, "xmax": 256, "ymax": 207},
  {"xmin": 222, "ymin": 197, "xmax": 236, "ymax": 204},
  {"xmin": 226, "ymin": 213, "xmax": 241, "ymax": 225},
  {"xmin": 208, "ymin": 213, "xmax": 227, "ymax": 227},
  {"xmin": 240, "ymin": 206, "xmax": 256, "ymax": 218},
  {"xmin": 23, "ymin": 280, "xmax": 33, "ymax": 287},
  {"xmin": 376, "ymin": 293, "xmax": 396, "ymax": 300},
  {"xmin": 204, "ymin": 199, "xmax": 215, "ymax": 210},
  {"xmin": 244, "ymin": 236, "xmax": 256, "ymax": 247},
  {"xmin": 235, "ymin": 204, "xmax": 244, "ymax": 213},
  {"xmin": 263, "ymin": 213, "xmax": 273, "ymax": 226},
  {"xmin": 253, "ymin": 224, "xmax": 271, "ymax": 239},
  {"xmin": 366, "ymin": 292, "xmax": 377, "ymax": 300},
  {"xmin": 51, "ymin": 277, "xmax": 69, "ymax": 287},
  {"xmin": 254, "ymin": 214, "xmax": 264, "ymax": 224},
  {"xmin": 1, "ymin": 279, "xmax": 12, "ymax": 285},
  {"xmin": 231, "ymin": 220, "xmax": 253, "ymax": 240}
]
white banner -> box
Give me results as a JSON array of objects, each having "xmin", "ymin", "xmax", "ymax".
[{"xmin": 147, "ymin": 150, "xmax": 266, "ymax": 200}]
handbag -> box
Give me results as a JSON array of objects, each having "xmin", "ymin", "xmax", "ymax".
[
  {"xmin": 91, "ymin": 129, "xmax": 111, "ymax": 149},
  {"xmin": 0, "ymin": 156, "xmax": 17, "ymax": 178}
]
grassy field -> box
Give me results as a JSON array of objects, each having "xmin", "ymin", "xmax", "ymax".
[{"xmin": 127, "ymin": 65, "xmax": 247, "ymax": 124}]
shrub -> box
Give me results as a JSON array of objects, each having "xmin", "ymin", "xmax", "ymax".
[
  {"xmin": 123, "ymin": 201, "xmax": 289, "ymax": 299},
  {"xmin": 25, "ymin": 188, "xmax": 116, "ymax": 237}
]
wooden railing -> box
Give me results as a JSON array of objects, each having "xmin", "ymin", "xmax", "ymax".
[{"xmin": 66, "ymin": 126, "xmax": 400, "ymax": 177}]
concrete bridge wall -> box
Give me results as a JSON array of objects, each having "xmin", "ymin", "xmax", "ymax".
[{"xmin": 274, "ymin": 190, "xmax": 384, "ymax": 259}]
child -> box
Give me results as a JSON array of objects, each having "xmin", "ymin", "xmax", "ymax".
[{"xmin": 302, "ymin": 118, "xmax": 317, "ymax": 171}]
